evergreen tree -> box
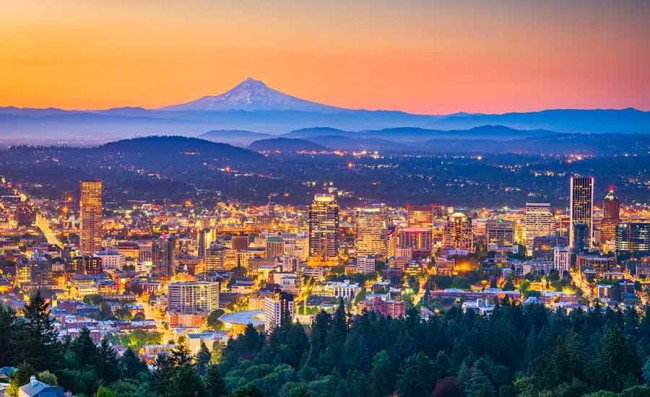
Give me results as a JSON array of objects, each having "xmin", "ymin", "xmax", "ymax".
[
  {"xmin": 0, "ymin": 304, "xmax": 17, "ymax": 366},
  {"xmin": 16, "ymin": 291, "xmax": 60, "ymax": 370},
  {"xmin": 69, "ymin": 327, "xmax": 99, "ymax": 367},
  {"xmin": 369, "ymin": 350, "xmax": 394, "ymax": 397},
  {"xmin": 396, "ymin": 352, "xmax": 436, "ymax": 397},
  {"xmin": 119, "ymin": 347, "xmax": 148, "ymax": 379},
  {"xmin": 196, "ymin": 342, "xmax": 212, "ymax": 376},
  {"xmin": 172, "ymin": 365, "xmax": 206, "ymax": 397},
  {"xmin": 96, "ymin": 338, "xmax": 120, "ymax": 385},
  {"xmin": 598, "ymin": 327, "xmax": 641, "ymax": 392},
  {"xmin": 325, "ymin": 299, "xmax": 348, "ymax": 372},
  {"xmin": 206, "ymin": 364, "xmax": 229, "ymax": 397}
]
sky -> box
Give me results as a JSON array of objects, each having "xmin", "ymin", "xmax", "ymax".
[{"xmin": 1, "ymin": 0, "xmax": 649, "ymax": 114}]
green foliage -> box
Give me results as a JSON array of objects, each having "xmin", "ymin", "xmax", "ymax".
[
  {"xmin": 7, "ymin": 362, "xmax": 34, "ymax": 397},
  {"xmin": 207, "ymin": 309, "xmax": 225, "ymax": 330},
  {"xmin": 6, "ymin": 297, "xmax": 650, "ymax": 396}
]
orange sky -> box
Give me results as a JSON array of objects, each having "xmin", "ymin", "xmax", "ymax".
[{"xmin": 1, "ymin": 0, "xmax": 649, "ymax": 114}]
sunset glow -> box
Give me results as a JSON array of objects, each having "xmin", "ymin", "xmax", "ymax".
[{"xmin": 2, "ymin": 0, "xmax": 649, "ymax": 113}]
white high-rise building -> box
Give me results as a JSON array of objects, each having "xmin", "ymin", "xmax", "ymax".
[
  {"xmin": 553, "ymin": 246, "xmax": 571, "ymax": 274},
  {"xmin": 264, "ymin": 291, "xmax": 294, "ymax": 331},
  {"xmin": 355, "ymin": 206, "xmax": 387, "ymax": 257},
  {"xmin": 524, "ymin": 203, "xmax": 553, "ymax": 254},
  {"xmin": 168, "ymin": 281, "xmax": 220, "ymax": 313}
]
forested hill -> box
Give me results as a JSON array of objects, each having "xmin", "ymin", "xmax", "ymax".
[{"xmin": 3, "ymin": 293, "xmax": 650, "ymax": 396}]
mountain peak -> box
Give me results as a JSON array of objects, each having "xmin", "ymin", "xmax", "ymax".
[
  {"xmin": 234, "ymin": 77, "xmax": 267, "ymax": 90},
  {"xmin": 160, "ymin": 79, "xmax": 340, "ymax": 112}
]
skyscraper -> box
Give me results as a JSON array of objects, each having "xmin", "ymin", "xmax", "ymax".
[
  {"xmin": 443, "ymin": 212, "xmax": 474, "ymax": 253},
  {"xmin": 79, "ymin": 180, "xmax": 103, "ymax": 256},
  {"xmin": 616, "ymin": 223, "xmax": 650, "ymax": 254},
  {"xmin": 569, "ymin": 175, "xmax": 594, "ymax": 250},
  {"xmin": 152, "ymin": 236, "xmax": 178, "ymax": 278},
  {"xmin": 486, "ymin": 219, "xmax": 516, "ymax": 253},
  {"xmin": 355, "ymin": 206, "xmax": 387, "ymax": 257},
  {"xmin": 407, "ymin": 204, "xmax": 433, "ymax": 229},
  {"xmin": 308, "ymin": 194, "xmax": 339, "ymax": 258},
  {"xmin": 524, "ymin": 203, "xmax": 553, "ymax": 254},
  {"xmin": 168, "ymin": 281, "xmax": 220, "ymax": 313},
  {"xmin": 600, "ymin": 186, "xmax": 620, "ymax": 249}
]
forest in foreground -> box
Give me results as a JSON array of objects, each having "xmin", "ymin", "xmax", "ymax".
[{"xmin": 3, "ymin": 293, "xmax": 650, "ymax": 396}]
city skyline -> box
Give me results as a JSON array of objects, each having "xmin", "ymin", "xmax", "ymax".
[{"xmin": 1, "ymin": 2, "xmax": 649, "ymax": 396}]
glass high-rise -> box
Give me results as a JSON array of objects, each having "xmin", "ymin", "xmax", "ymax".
[
  {"xmin": 79, "ymin": 180, "xmax": 103, "ymax": 256},
  {"xmin": 569, "ymin": 175, "xmax": 594, "ymax": 250},
  {"xmin": 308, "ymin": 194, "xmax": 339, "ymax": 258}
]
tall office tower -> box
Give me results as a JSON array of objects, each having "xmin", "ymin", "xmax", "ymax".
[
  {"xmin": 152, "ymin": 236, "xmax": 178, "ymax": 278},
  {"xmin": 205, "ymin": 242, "xmax": 226, "ymax": 273},
  {"xmin": 168, "ymin": 281, "xmax": 220, "ymax": 313},
  {"xmin": 355, "ymin": 206, "xmax": 387, "ymax": 257},
  {"xmin": 79, "ymin": 180, "xmax": 103, "ymax": 256},
  {"xmin": 407, "ymin": 204, "xmax": 434, "ymax": 229},
  {"xmin": 197, "ymin": 228, "xmax": 216, "ymax": 258},
  {"xmin": 600, "ymin": 187, "xmax": 620, "ymax": 249},
  {"xmin": 524, "ymin": 203, "xmax": 553, "ymax": 254},
  {"xmin": 308, "ymin": 194, "xmax": 339, "ymax": 258},
  {"xmin": 486, "ymin": 219, "xmax": 516, "ymax": 253},
  {"xmin": 264, "ymin": 290, "xmax": 295, "ymax": 331},
  {"xmin": 616, "ymin": 223, "xmax": 650, "ymax": 254},
  {"xmin": 569, "ymin": 175, "xmax": 594, "ymax": 250},
  {"xmin": 553, "ymin": 246, "xmax": 571, "ymax": 274},
  {"xmin": 396, "ymin": 228, "xmax": 433, "ymax": 260},
  {"xmin": 266, "ymin": 237, "xmax": 285, "ymax": 258},
  {"xmin": 443, "ymin": 212, "xmax": 474, "ymax": 253}
]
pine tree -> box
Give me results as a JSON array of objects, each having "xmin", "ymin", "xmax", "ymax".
[
  {"xmin": 153, "ymin": 352, "xmax": 176, "ymax": 397},
  {"xmin": 171, "ymin": 343, "xmax": 194, "ymax": 368},
  {"xmin": 96, "ymin": 338, "xmax": 120, "ymax": 384},
  {"xmin": 70, "ymin": 327, "xmax": 99, "ymax": 367},
  {"xmin": 396, "ymin": 352, "xmax": 436, "ymax": 397},
  {"xmin": 17, "ymin": 291, "xmax": 60, "ymax": 370},
  {"xmin": 119, "ymin": 347, "xmax": 148, "ymax": 379},
  {"xmin": 196, "ymin": 341, "xmax": 212, "ymax": 376},
  {"xmin": 325, "ymin": 299, "xmax": 348, "ymax": 372},
  {"xmin": 0, "ymin": 304, "xmax": 17, "ymax": 366},
  {"xmin": 172, "ymin": 365, "xmax": 206, "ymax": 397},
  {"xmin": 369, "ymin": 350, "xmax": 394, "ymax": 397},
  {"xmin": 206, "ymin": 364, "xmax": 229, "ymax": 397},
  {"xmin": 598, "ymin": 327, "xmax": 642, "ymax": 392}
]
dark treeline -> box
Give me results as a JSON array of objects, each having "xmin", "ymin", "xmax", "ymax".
[{"xmin": 3, "ymin": 293, "xmax": 650, "ymax": 396}]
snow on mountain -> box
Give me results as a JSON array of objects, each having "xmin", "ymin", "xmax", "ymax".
[{"xmin": 160, "ymin": 78, "xmax": 341, "ymax": 112}]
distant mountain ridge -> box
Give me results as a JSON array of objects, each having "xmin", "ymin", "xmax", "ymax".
[
  {"xmin": 160, "ymin": 78, "xmax": 340, "ymax": 112},
  {"xmin": 1, "ymin": 78, "xmax": 649, "ymax": 144}
]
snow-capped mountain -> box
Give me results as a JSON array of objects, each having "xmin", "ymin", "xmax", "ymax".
[{"xmin": 161, "ymin": 78, "xmax": 341, "ymax": 112}]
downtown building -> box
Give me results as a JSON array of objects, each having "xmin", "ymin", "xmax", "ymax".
[
  {"xmin": 263, "ymin": 290, "xmax": 295, "ymax": 331},
  {"xmin": 486, "ymin": 219, "xmax": 517, "ymax": 254},
  {"xmin": 524, "ymin": 203, "xmax": 554, "ymax": 255},
  {"xmin": 308, "ymin": 194, "xmax": 339, "ymax": 259},
  {"xmin": 616, "ymin": 223, "xmax": 650, "ymax": 254},
  {"xmin": 355, "ymin": 206, "xmax": 387, "ymax": 257},
  {"xmin": 168, "ymin": 281, "xmax": 220, "ymax": 313},
  {"xmin": 442, "ymin": 212, "xmax": 474, "ymax": 253},
  {"xmin": 79, "ymin": 180, "xmax": 103, "ymax": 257},
  {"xmin": 152, "ymin": 236, "xmax": 178, "ymax": 279},
  {"xmin": 569, "ymin": 175, "xmax": 594, "ymax": 251},
  {"xmin": 600, "ymin": 187, "xmax": 620, "ymax": 252}
]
